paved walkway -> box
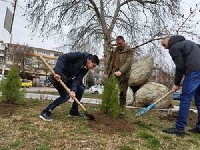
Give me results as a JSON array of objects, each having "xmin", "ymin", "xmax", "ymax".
[
  {"xmin": 25, "ymin": 87, "xmax": 100, "ymax": 104},
  {"xmin": 25, "ymin": 93, "xmax": 102, "ymax": 104},
  {"xmin": 25, "ymin": 87, "xmax": 57, "ymax": 93}
]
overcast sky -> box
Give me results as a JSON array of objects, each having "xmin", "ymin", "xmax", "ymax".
[
  {"xmin": 0, "ymin": 0, "xmax": 200, "ymax": 53},
  {"xmin": 0, "ymin": 0, "xmax": 60, "ymax": 50}
]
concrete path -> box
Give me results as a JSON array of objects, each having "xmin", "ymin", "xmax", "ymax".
[
  {"xmin": 25, "ymin": 92, "xmax": 102, "ymax": 104},
  {"xmin": 24, "ymin": 87, "xmax": 101, "ymax": 104}
]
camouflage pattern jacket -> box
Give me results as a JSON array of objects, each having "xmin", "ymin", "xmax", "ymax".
[{"xmin": 104, "ymin": 44, "xmax": 134, "ymax": 81}]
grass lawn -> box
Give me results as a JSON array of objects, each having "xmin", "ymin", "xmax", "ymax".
[{"xmin": 0, "ymin": 99, "xmax": 200, "ymax": 150}]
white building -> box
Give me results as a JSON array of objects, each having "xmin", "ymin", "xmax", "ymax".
[{"xmin": 0, "ymin": 41, "xmax": 62, "ymax": 81}]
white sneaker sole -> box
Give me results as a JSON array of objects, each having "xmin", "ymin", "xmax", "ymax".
[{"xmin": 39, "ymin": 115, "xmax": 53, "ymax": 121}]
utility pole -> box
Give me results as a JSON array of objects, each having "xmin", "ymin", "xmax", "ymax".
[{"xmin": 1, "ymin": 0, "xmax": 17, "ymax": 78}]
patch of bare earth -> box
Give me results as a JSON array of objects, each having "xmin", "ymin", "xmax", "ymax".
[
  {"xmin": 0, "ymin": 102, "xmax": 22, "ymax": 118},
  {"xmin": 87, "ymin": 113, "xmax": 135, "ymax": 135},
  {"xmin": 159, "ymin": 110, "xmax": 198, "ymax": 127}
]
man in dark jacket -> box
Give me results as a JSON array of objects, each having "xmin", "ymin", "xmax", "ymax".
[
  {"xmin": 40, "ymin": 52, "xmax": 99, "ymax": 121},
  {"xmin": 161, "ymin": 35, "xmax": 200, "ymax": 136}
]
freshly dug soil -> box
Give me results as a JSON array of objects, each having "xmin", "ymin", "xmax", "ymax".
[
  {"xmin": 87, "ymin": 110, "xmax": 198, "ymax": 134},
  {"xmin": 87, "ymin": 113, "xmax": 136, "ymax": 135}
]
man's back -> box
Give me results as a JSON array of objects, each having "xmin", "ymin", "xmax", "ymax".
[
  {"xmin": 169, "ymin": 39, "xmax": 200, "ymax": 74},
  {"xmin": 54, "ymin": 52, "xmax": 90, "ymax": 77}
]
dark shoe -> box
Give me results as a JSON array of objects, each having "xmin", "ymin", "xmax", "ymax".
[
  {"xmin": 68, "ymin": 110, "xmax": 84, "ymax": 117},
  {"xmin": 39, "ymin": 110, "xmax": 53, "ymax": 121},
  {"xmin": 188, "ymin": 127, "xmax": 200, "ymax": 134},
  {"xmin": 120, "ymin": 111, "xmax": 125, "ymax": 115},
  {"xmin": 163, "ymin": 127, "xmax": 185, "ymax": 137}
]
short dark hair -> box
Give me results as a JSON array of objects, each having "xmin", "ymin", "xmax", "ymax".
[
  {"xmin": 116, "ymin": 36, "xmax": 125, "ymax": 41},
  {"xmin": 90, "ymin": 55, "xmax": 99, "ymax": 65}
]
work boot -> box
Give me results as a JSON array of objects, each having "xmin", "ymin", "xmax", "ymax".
[
  {"xmin": 68, "ymin": 109, "xmax": 84, "ymax": 117},
  {"xmin": 188, "ymin": 127, "xmax": 200, "ymax": 134},
  {"xmin": 163, "ymin": 127, "xmax": 185, "ymax": 137},
  {"xmin": 39, "ymin": 110, "xmax": 53, "ymax": 121}
]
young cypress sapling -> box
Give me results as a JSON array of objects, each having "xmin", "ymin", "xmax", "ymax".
[
  {"xmin": 1, "ymin": 64, "xmax": 25, "ymax": 103},
  {"xmin": 99, "ymin": 75, "xmax": 121, "ymax": 117}
]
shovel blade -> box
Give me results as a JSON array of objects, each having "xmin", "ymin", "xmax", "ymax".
[
  {"xmin": 136, "ymin": 103, "xmax": 155, "ymax": 117},
  {"xmin": 136, "ymin": 108, "xmax": 147, "ymax": 117}
]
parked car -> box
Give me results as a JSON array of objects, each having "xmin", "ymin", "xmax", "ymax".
[
  {"xmin": 37, "ymin": 80, "xmax": 45, "ymax": 87},
  {"xmin": 37, "ymin": 79, "xmax": 52, "ymax": 87},
  {"xmin": 172, "ymin": 89, "xmax": 182, "ymax": 100},
  {"xmin": 21, "ymin": 79, "xmax": 33, "ymax": 88},
  {"xmin": 89, "ymin": 85, "xmax": 104, "ymax": 94}
]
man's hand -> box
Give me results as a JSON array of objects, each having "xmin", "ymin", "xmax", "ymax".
[
  {"xmin": 113, "ymin": 71, "xmax": 122, "ymax": 77},
  {"xmin": 172, "ymin": 85, "xmax": 180, "ymax": 91},
  {"xmin": 69, "ymin": 91, "xmax": 76, "ymax": 99},
  {"xmin": 54, "ymin": 74, "xmax": 61, "ymax": 81}
]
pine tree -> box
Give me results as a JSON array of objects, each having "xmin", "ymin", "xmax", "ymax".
[
  {"xmin": 1, "ymin": 64, "xmax": 25, "ymax": 104},
  {"xmin": 99, "ymin": 75, "xmax": 121, "ymax": 117}
]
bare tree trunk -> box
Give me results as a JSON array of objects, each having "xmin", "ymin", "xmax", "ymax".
[{"xmin": 103, "ymin": 33, "xmax": 112, "ymax": 59}]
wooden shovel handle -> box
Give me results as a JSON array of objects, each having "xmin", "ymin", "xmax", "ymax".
[
  {"xmin": 28, "ymin": 52, "xmax": 58, "ymax": 60},
  {"xmin": 154, "ymin": 90, "xmax": 174, "ymax": 105}
]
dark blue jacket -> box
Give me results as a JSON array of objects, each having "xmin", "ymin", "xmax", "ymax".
[
  {"xmin": 168, "ymin": 35, "xmax": 200, "ymax": 85},
  {"xmin": 54, "ymin": 52, "xmax": 91, "ymax": 92}
]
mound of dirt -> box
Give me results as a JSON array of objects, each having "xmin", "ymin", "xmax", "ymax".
[
  {"xmin": 88, "ymin": 110, "xmax": 198, "ymax": 135},
  {"xmin": 87, "ymin": 113, "xmax": 135, "ymax": 135}
]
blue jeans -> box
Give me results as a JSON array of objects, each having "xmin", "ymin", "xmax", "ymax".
[
  {"xmin": 175, "ymin": 71, "xmax": 200, "ymax": 131},
  {"xmin": 45, "ymin": 81, "xmax": 85, "ymax": 113}
]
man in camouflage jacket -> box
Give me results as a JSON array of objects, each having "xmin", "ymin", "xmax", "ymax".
[{"xmin": 104, "ymin": 36, "xmax": 134, "ymax": 113}]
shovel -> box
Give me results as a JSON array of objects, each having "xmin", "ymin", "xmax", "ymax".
[
  {"xmin": 136, "ymin": 90, "xmax": 174, "ymax": 117},
  {"xmin": 33, "ymin": 53, "xmax": 95, "ymax": 120}
]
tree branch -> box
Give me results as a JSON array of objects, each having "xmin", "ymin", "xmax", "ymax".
[
  {"xmin": 133, "ymin": 36, "xmax": 163, "ymax": 49},
  {"xmin": 120, "ymin": 0, "xmax": 157, "ymax": 7},
  {"xmin": 108, "ymin": 0, "xmax": 121, "ymax": 33},
  {"xmin": 88, "ymin": 0, "xmax": 101, "ymax": 21},
  {"xmin": 176, "ymin": 3, "xmax": 200, "ymax": 34}
]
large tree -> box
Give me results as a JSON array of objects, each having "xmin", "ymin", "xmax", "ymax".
[
  {"xmin": 8, "ymin": 44, "xmax": 34, "ymax": 77},
  {"xmin": 26, "ymin": 0, "xmax": 197, "ymax": 58}
]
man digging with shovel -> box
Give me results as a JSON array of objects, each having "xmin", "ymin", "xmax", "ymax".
[
  {"xmin": 161, "ymin": 35, "xmax": 200, "ymax": 137},
  {"xmin": 39, "ymin": 52, "xmax": 99, "ymax": 121}
]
